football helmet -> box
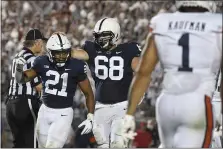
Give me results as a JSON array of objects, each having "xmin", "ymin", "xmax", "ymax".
[
  {"xmin": 93, "ymin": 17, "xmax": 120, "ymax": 49},
  {"xmin": 46, "ymin": 33, "xmax": 71, "ymax": 67},
  {"xmin": 175, "ymin": 1, "xmax": 217, "ymax": 13}
]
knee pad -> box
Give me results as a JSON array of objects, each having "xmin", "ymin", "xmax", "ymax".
[
  {"xmin": 93, "ymin": 124, "xmax": 107, "ymax": 145},
  {"xmin": 45, "ymin": 140, "xmax": 63, "ymax": 148},
  {"xmin": 158, "ymin": 144, "xmax": 164, "ymax": 148},
  {"xmin": 45, "ymin": 136, "xmax": 65, "ymax": 148},
  {"xmin": 110, "ymin": 141, "xmax": 126, "ymax": 148},
  {"xmin": 37, "ymin": 133, "xmax": 47, "ymax": 148}
]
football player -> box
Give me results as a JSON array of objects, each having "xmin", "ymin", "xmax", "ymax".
[
  {"xmin": 71, "ymin": 18, "xmax": 141, "ymax": 148},
  {"xmin": 14, "ymin": 33, "xmax": 95, "ymax": 148},
  {"xmin": 122, "ymin": 1, "xmax": 222, "ymax": 148}
]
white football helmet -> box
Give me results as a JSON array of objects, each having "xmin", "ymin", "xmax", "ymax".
[
  {"xmin": 93, "ymin": 17, "xmax": 120, "ymax": 49},
  {"xmin": 46, "ymin": 33, "xmax": 71, "ymax": 67},
  {"xmin": 175, "ymin": 1, "xmax": 217, "ymax": 13}
]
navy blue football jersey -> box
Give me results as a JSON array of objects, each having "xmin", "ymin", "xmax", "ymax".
[
  {"xmin": 82, "ymin": 41, "xmax": 141, "ymax": 104},
  {"xmin": 32, "ymin": 55, "xmax": 87, "ymax": 108}
]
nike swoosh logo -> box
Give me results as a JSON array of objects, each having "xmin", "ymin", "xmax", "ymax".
[
  {"xmin": 65, "ymin": 69, "xmax": 71, "ymax": 71},
  {"xmin": 116, "ymin": 51, "xmax": 122, "ymax": 54},
  {"xmin": 61, "ymin": 114, "xmax": 67, "ymax": 116}
]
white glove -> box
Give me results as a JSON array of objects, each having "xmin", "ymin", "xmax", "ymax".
[
  {"xmin": 122, "ymin": 115, "xmax": 137, "ymax": 143},
  {"xmin": 78, "ymin": 113, "xmax": 93, "ymax": 135}
]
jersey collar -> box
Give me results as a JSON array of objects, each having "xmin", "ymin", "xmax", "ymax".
[{"xmin": 23, "ymin": 47, "xmax": 35, "ymax": 55}]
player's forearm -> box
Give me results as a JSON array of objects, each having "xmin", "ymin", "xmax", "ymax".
[
  {"xmin": 85, "ymin": 94, "xmax": 95, "ymax": 114},
  {"xmin": 127, "ymin": 73, "xmax": 152, "ymax": 115}
]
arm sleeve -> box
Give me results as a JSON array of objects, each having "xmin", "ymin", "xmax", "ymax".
[
  {"xmin": 129, "ymin": 42, "xmax": 142, "ymax": 60},
  {"xmin": 149, "ymin": 14, "xmax": 161, "ymax": 33},
  {"xmin": 30, "ymin": 57, "xmax": 42, "ymax": 87},
  {"xmin": 31, "ymin": 56, "xmax": 42, "ymax": 75},
  {"xmin": 149, "ymin": 16, "xmax": 156, "ymax": 30},
  {"xmin": 77, "ymin": 61, "xmax": 87, "ymax": 82},
  {"xmin": 31, "ymin": 76, "xmax": 42, "ymax": 87}
]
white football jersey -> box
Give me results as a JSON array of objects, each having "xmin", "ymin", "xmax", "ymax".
[{"xmin": 150, "ymin": 12, "xmax": 222, "ymax": 95}]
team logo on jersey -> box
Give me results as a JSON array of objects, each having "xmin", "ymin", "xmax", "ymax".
[{"xmin": 116, "ymin": 51, "xmax": 122, "ymax": 54}]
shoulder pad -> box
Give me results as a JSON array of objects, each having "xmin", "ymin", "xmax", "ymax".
[
  {"xmin": 119, "ymin": 42, "xmax": 141, "ymax": 57},
  {"xmin": 35, "ymin": 55, "xmax": 45, "ymax": 62},
  {"xmin": 82, "ymin": 40, "xmax": 94, "ymax": 49}
]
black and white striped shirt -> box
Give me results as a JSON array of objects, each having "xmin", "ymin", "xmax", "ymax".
[{"xmin": 8, "ymin": 47, "xmax": 41, "ymax": 96}]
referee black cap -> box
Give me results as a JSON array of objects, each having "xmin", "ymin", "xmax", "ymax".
[{"xmin": 25, "ymin": 29, "xmax": 48, "ymax": 41}]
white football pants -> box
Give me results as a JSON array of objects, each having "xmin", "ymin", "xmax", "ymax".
[
  {"xmin": 156, "ymin": 92, "xmax": 215, "ymax": 148},
  {"xmin": 92, "ymin": 101, "xmax": 127, "ymax": 148},
  {"xmin": 36, "ymin": 104, "xmax": 73, "ymax": 148}
]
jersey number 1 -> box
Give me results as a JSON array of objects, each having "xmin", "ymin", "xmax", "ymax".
[{"xmin": 178, "ymin": 33, "xmax": 193, "ymax": 72}]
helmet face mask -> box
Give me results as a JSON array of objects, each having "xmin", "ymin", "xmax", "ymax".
[
  {"xmin": 50, "ymin": 48, "xmax": 71, "ymax": 65},
  {"xmin": 93, "ymin": 31, "xmax": 115, "ymax": 49},
  {"xmin": 93, "ymin": 18, "xmax": 121, "ymax": 50}
]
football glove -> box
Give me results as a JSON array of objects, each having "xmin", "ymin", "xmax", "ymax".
[
  {"xmin": 122, "ymin": 115, "xmax": 137, "ymax": 143},
  {"xmin": 78, "ymin": 113, "xmax": 93, "ymax": 135}
]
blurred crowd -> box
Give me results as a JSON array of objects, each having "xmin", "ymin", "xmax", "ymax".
[{"xmin": 1, "ymin": 1, "xmax": 222, "ymax": 148}]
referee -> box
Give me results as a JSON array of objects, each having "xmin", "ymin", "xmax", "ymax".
[{"xmin": 6, "ymin": 29, "xmax": 47, "ymax": 148}]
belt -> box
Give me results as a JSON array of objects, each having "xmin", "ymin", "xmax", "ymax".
[
  {"xmin": 7, "ymin": 95, "xmax": 38, "ymax": 100},
  {"xmin": 6, "ymin": 95, "xmax": 40, "ymax": 105}
]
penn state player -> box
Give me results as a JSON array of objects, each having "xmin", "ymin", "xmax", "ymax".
[
  {"xmin": 71, "ymin": 18, "xmax": 141, "ymax": 148},
  {"xmin": 14, "ymin": 33, "xmax": 95, "ymax": 148},
  {"xmin": 122, "ymin": 1, "xmax": 222, "ymax": 148}
]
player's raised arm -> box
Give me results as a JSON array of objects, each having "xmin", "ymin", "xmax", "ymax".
[
  {"xmin": 15, "ymin": 57, "xmax": 37, "ymax": 83},
  {"xmin": 71, "ymin": 48, "xmax": 89, "ymax": 61},
  {"xmin": 127, "ymin": 33, "xmax": 158, "ymax": 115}
]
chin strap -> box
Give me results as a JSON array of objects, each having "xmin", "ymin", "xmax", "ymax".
[{"xmin": 56, "ymin": 63, "xmax": 66, "ymax": 67}]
